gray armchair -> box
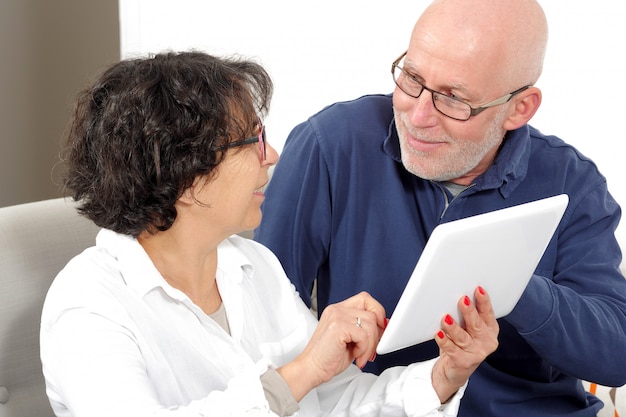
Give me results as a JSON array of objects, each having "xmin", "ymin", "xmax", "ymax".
[{"xmin": 0, "ymin": 198, "xmax": 99, "ymax": 417}]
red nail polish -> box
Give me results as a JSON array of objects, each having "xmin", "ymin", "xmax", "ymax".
[
  {"xmin": 437, "ymin": 330, "xmax": 445, "ymax": 339},
  {"xmin": 464, "ymin": 295, "xmax": 471, "ymax": 306},
  {"xmin": 370, "ymin": 353, "xmax": 376, "ymax": 362},
  {"xmin": 478, "ymin": 286, "xmax": 485, "ymax": 295},
  {"xmin": 445, "ymin": 314, "xmax": 453, "ymax": 325},
  {"xmin": 384, "ymin": 317, "xmax": 389, "ymax": 329}
]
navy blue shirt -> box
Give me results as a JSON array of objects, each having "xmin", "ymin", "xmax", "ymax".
[{"xmin": 255, "ymin": 94, "xmax": 626, "ymax": 417}]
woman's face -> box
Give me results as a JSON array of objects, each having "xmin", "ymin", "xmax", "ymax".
[{"xmin": 189, "ymin": 124, "xmax": 279, "ymax": 237}]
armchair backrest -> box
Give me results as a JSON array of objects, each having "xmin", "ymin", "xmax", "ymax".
[{"xmin": 0, "ymin": 198, "xmax": 100, "ymax": 417}]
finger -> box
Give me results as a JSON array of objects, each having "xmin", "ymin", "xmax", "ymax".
[
  {"xmin": 471, "ymin": 286, "xmax": 500, "ymax": 352},
  {"xmin": 346, "ymin": 309, "xmax": 381, "ymax": 368},
  {"xmin": 318, "ymin": 305, "xmax": 374, "ymax": 370},
  {"xmin": 433, "ymin": 329, "xmax": 449, "ymax": 350},
  {"xmin": 440, "ymin": 310, "xmax": 472, "ymax": 350},
  {"xmin": 474, "ymin": 286, "xmax": 498, "ymax": 327},
  {"xmin": 457, "ymin": 294, "xmax": 484, "ymax": 338},
  {"xmin": 343, "ymin": 292, "xmax": 387, "ymax": 330},
  {"xmin": 323, "ymin": 296, "xmax": 387, "ymax": 368}
]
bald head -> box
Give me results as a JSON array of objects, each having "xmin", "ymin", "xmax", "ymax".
[{"xmin": 410, "ymin": 0, "xmax": 548, "ymax": 89}]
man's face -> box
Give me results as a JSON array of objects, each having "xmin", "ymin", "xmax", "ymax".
[{"xmin": 392, "ymin": 31, "xmax": 511, "ymax": 185}]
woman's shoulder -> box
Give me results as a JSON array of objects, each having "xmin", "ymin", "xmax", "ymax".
[{"xmin": 41, "ymin": 245, "xmax": 127, "ymax": 325}]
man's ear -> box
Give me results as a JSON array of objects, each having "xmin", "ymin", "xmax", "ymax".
[{"xmin": 503, "ymin": 87, "xmax": 542, "ymax": 130}]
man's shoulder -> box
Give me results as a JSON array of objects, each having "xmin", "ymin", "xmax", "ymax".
[
  {"xmin": 302, "ymin": 93, "xmax": 395, "ymax": 149},
  {"xmin": 313, "ymin": 93, "xmax": 394, "ymax": 123},
  {"xmin": 528, "ymin": 125, "xmax": 601, "ymax": 169},
  {"xmin": 523, "ymin": 126, "xmax": 607, "ymax": 197}
]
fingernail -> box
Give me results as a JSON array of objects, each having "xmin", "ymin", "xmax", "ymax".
[
  {"xmin": 384, "ymin": 317, "xmax": 389, "ymax": 329},
  {"xmin": 370, "ymin": 353, "xmax": 376, "ymax": 362},
  {"xmin": 437, "ymin": 330, "xmax": 445, "ymax": 339},
  {"xmin": 478, "ymin": 286, "xmax": 485, "ymax": 295},
  {"xmin": 445, "ymin": 314, "xmax": 454, "ymax": 325},
  {"xmin": 464, "ymin": 295, "xmax": 471, "ymax": 306}
]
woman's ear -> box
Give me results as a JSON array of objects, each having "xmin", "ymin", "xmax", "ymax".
[
  {"xmin": 503, "ymin": 86, "xmax": 542, "ymax": 130},
  {"xmin": 178, "ymin": 183, "xmax": 197, "ymax": 206}
]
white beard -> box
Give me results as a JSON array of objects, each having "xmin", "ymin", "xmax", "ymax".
[{"xmin": 395, "ymin": 105, "xmax": 508, "ymax": 182}]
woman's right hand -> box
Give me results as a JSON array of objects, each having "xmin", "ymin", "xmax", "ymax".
[{"xmin": 277, "ymin": 291, "xmax": 386, "ymax": 401}]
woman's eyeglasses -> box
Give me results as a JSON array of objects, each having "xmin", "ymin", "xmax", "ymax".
[{"xmin": 212, "ymin": 123, "xmax": 266, "ymax": 160}]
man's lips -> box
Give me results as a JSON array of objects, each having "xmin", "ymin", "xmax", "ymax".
[{"xmin": 407, "ymin": 134, "xmax": 446, "ymax": 152}]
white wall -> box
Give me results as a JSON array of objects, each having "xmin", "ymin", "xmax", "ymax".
[{"xmin": 119, "ymin": 0, "xmax": 626, "ymax": 247}]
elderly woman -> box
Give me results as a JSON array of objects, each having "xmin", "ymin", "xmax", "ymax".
[{"xmin": 40, "ymin": 51, "xmax": 498, "ymax": 417}]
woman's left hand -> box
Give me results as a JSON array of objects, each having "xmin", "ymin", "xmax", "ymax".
[{"xmin": 431, "ymin": 286, "xmax": 500, "ymax": 403}]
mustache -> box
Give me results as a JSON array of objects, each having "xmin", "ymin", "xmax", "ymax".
[{"xmin": 396, "ymin": 113, "xmax": 453, "ymax": 144}]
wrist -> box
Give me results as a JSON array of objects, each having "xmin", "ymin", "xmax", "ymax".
[
  {"xmin": 276, "ymin": 355, "xmax": 323, "ymax": 402},
  {"xmin": 431, "ymin": 360, "xmax": 465, "ymax": 404}
]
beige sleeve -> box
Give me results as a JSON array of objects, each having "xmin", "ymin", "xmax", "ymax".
[{"xmin": 260, "ymin": 369, "xmax": 300, "ymax": 417}]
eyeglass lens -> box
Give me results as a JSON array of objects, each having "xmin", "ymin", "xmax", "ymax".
[{"xmin": 392, "ymin": 64, "xmax": 473, "ymax": 121}]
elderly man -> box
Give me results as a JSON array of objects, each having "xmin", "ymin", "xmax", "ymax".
[{"xmin": 255, "ymin": 0, "xmax": 626, "ymax": 416}]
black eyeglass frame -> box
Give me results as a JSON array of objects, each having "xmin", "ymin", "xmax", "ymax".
[
  {"xmin": 212, "ymin": 123, "xmax": 266, "ymax": 161},
  {"xmin": 391, "ymin": 51, "xmax": 531, "ymax": 121}
]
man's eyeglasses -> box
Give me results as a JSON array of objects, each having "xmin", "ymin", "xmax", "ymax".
[
  {"xmin": 213, "ymin": 122, "xmax": 266, "ymax": 160},
  {"xmin": 391, "ymin": 51, "xmax": 530, "ymax": 121}
]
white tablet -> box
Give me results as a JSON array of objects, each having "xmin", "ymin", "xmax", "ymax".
[{"xmin": 376, "ymin": 194, "xmax": 568, "ymax": 355}]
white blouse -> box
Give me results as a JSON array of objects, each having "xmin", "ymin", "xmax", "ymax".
[{"xmin": 40, "ymin": 229, "xmax": 465, "ymax": 416}]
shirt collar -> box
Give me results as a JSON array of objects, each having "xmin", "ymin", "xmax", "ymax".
[
  {"xmin": 96, "ymin": 229, "xmax": 163, "ymax": 297},
  {"xmin": 215, "ymin": 238, "xmax": 254, "ymax": 285},
  {"xmin": 95, "ymin": 229, "xmax": 255, "ymax": 298}
]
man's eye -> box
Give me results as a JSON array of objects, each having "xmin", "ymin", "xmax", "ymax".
[
  {"xmin": 440, "ymin": 91, "xmax": 465, "ymax": 103},
  {"xmin": 407, "ymin": 74, "xmax": 421, "ymax": 85},
  {"xmin": 441, "ymin": 90, "xmax": 459, "ymax": 100}
]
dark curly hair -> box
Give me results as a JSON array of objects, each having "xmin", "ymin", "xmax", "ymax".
[{"xmin": 61, "ymin": 51, "xmax": 273, "ymax": 237}]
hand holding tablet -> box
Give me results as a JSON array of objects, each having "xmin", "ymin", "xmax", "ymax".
[{"xmin": 377, "ymin": 194, "xmax": 568, "ymax": 355}]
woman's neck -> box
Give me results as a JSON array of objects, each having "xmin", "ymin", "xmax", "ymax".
[{"xmin": 138, "ymin": 227, "xmax": 223, "ymax": 315}]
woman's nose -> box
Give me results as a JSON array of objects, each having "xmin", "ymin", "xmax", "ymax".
[{"xmin": 264, "ymin": 141, "xmax": 279, "ymax": 166}]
